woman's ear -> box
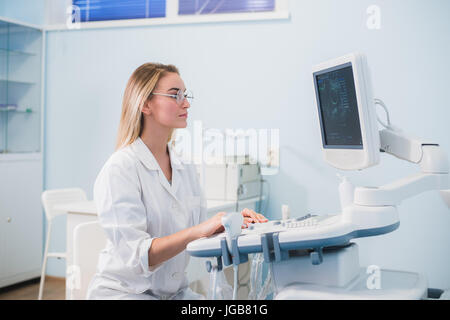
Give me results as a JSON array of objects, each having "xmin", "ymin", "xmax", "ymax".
[{"xmin": 142, "ymin": 100, "xmax": 152, "ymax": 116}]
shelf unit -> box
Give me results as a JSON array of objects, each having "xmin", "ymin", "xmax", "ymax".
[
  {"xmin": 0, "ymin": 17, "xmax": 44, "ymax": 289},
  {"xmin": 0, "ymin": 20, "xmax": 42, "ymax": 154}
]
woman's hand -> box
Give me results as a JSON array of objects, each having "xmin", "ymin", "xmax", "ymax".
[
  {"xmin": 195, "ymin": 211, "xmax": 226, "ymax": 238},
  {"xmin": 195, "ymin": 209, "xmax": 268, "ymax": 239},
  {"xmin": 240, "ymin": 208, "xmax": 268, "ymax": 228}
]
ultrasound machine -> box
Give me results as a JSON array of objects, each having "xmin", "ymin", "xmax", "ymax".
[{"xmin": 187, "ymin": 53, "xmax": 450, "ymax": 299}]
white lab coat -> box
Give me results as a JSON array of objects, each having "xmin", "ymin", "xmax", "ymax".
[{"xmin": 86, "ymin": 137, "xmax": 207, "ymax": 300}]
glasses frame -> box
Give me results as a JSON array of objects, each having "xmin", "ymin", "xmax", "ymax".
[{"xmin": 152, "ymin": 89, "xmax": 193, "ymax": 105}]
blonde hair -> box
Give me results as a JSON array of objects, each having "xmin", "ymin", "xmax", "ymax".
[{"xmin": 115, "ymin": 62, "xmax": 180, "ymax": 150}]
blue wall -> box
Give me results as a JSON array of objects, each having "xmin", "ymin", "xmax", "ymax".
[
  {"xmin": 5, "ymin": 0, "xmax": 450, "ymax": 289},
  {"xmin": 0, "ymin": 0, "xmax": 46, "ymax": 26}
]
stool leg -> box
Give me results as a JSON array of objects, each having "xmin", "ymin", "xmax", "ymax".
[{"xmin": 38, "ymin": 221, "xmax": 52, "ymax": 300}]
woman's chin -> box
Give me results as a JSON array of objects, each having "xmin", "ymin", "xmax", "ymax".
[{"xmin": 174, "ymin": 119, "xmax": 188, "ymax": 128}]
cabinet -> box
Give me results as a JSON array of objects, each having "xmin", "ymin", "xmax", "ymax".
[
  {"xmin": 0, "ymin": 18, "xmax": 44, "ymax": 288},
  {"xmin": 0, "ymin": 156, "xmax": 43, "ymax": 287},
  {"xmin": 0, "ymin": 20, "xmax": 42, "ymax": 153}
]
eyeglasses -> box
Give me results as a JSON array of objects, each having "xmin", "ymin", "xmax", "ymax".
[{"xmin": 152, "ymin": 89, "xmax": 194, "ymax": 105}]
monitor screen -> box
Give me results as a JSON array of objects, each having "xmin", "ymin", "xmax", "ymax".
[{"xmin": 314, "ymin": 63, "xmax": 363, "ymax": 148}]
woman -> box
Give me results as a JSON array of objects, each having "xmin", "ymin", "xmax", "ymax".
[{"xmin": 86, "ymin": 63, "xmax": 268, "ymax": 300}]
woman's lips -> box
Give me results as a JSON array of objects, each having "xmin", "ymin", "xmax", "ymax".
[{"xmin": 179, "ymin": 113, "xmax": 188, "ymax": 118}]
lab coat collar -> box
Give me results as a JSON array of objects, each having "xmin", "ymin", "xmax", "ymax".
[
  {"xmin": 130, "ymin": 137, "xmax": 159, "ymax": 171},
  {"xmin": 167, "ymin": 141, "xmax": 185, "ymax": 171},
  {"xmin": 166, "ymin": 143, "xmax": 185, "ymax": 199},
  {"xmin": 131, "ymin": 137, "xmax": 185, "ymax": 172},
  {"xmin": 131, "ymin": 137, "xmax": 184, "ymax": 203}
]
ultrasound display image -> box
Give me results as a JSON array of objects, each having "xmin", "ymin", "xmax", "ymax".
[{"xmin": 315, "ymin": 65, "xmax": 363, "ymax": 147}]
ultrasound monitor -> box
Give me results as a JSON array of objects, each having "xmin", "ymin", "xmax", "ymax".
[{"xmin": 312, "ymin": 53, "xmax": 380, "ymax": 170}]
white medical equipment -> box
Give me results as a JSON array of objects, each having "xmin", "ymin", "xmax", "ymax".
[
  {"xmin": 313, "ymin": 53, "xmax": 381, "ymax": 171},
  {"xmin": 221, "ymin": 212, "xmax": 244, "ymax": 250},
  {"xmin": 200, "ymin": 162, "xmax": 262, "ymax": 201},
  {"xmin": 222, "ymin": 212, "xmax": 244, "ymax": 300},
  {"xmin": 187, "ymin": 52, "xmax": 450, "ymax": 300}
]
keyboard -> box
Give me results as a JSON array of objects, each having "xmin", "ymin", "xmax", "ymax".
[{"xmin": 242, "ymin": 214, "xmax": 333, "ymax": 235}]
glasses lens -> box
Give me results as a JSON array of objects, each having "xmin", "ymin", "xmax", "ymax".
[
  {"xmin": 176, "ymin": 90, "xmax": 184, "ymax": 104},
  {"xmin": 177, "ymin": 89, "xmax": 193, "ymax": 104}
]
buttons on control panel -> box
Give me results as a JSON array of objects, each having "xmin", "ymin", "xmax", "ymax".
[{"xmin": 245, "ymin": 213, "xmax": 319, "ymax": 234}]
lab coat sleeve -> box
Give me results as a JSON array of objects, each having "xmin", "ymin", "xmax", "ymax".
[{"xmin": 94, "ymin": 159, "xmax": 158, "ymax": 277}]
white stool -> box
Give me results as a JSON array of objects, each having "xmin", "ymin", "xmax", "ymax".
[{"xmin": 38, "ymin": 188, "xmax": 87, "ymax": 300}]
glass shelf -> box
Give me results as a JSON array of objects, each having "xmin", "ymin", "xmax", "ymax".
[
  {"xmin": 0, "ymin": 47, "xmax": 36, "ymax": 57},
  {"xmin": 0, "ymin": 20, "xmax": 42, "ymax": 154},
  {"xmin": 0, "ymin": 107, "xmax": 34, "ymax": 113},
  {"xmin": 0, "ymin": 78, "xmax": 36, "ymax": 85}
]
